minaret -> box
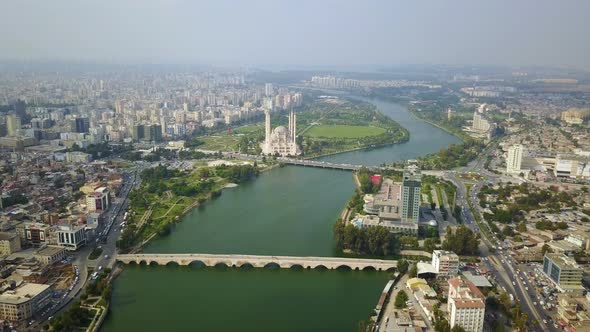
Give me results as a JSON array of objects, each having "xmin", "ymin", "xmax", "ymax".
[{"xmin": 292, "ymin": 112, "xmax": 296, "ymax": 143}]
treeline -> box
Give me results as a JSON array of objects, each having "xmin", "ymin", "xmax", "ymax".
[
  {"xmin": 170, "ymin": 179, "xmax": 216, "ymax": 197},
  {"xmin": 333, "ymin": 219, "xmax": 399, "ymax": 256},
  {"xmin": 140, "ymin": 165, "xmax": 180, "ymax": 182},
  {"xmin": 442, "ymin": 225, "xmax": 479, "ymax": 256},
  {"xmin": 71, "ymin": 142, "xmax": 132, "ymax": 159},
  {"xmin": 417, "ymin": 140, "xmax": 485, "ymax": 170},
  {"xmin": 214, "ymin": 164, "xmax": 258, "ymax": 183}
]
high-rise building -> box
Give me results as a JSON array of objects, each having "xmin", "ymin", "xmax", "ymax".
[
  {"xmin": 506, "ymin": 144, "xmax": 523, "ymax": 174},
  {"xmin": 265, "ymin": 83, "xmax": 273, "ymax": 97},
  {"xmin": 543, "ymin": 253, "xmax": 583, "ymax": 293},
  {"xmin": 115, "ymin": 100, "xmax": 123, "ymax": 113},
  {"xmin": 132, "ymin": 125, "xmax": 145, "ymax": 141},
  {"xmin": 448, "ymin": 277, "xmax": 485, "ymax": 332},
  {"xmin": 6, "ymin": 115, "xmax": 21, "ymax": 136},
  {"xmin": 70, "ymin": 117, "xmax": 89, "ymax": 133},
  {"xmin": 432, "ymin": 250, "xmax": 460, "ymax": 277},
  {"xmin": 401, "ymin": 164, "xmax": 421, "ymax": 223},
  {"xmin": 146, "ymin": 124, "xmax": 162, "ymax": 142}
]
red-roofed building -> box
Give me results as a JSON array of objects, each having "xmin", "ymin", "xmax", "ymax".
[
  {"xmin": 370, "ymin": 175, "xmax": 382, "ymax": 187},
  {"xmin": 448, "ymin": 277, "xmax": 486, "ymax": 332}
]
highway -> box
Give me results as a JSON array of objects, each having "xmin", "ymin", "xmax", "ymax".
[{"xmin": 444, "ymin": 146, "xmax": 552, "ymax": 332}]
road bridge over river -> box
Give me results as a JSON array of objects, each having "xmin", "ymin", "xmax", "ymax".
[{"xmin": 117, "ymin": 253, "xmax": 397, "ymax": 271}]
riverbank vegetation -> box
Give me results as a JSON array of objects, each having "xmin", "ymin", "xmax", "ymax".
[
  {"xmin": 333, "ymin": 218, "xmax": 400, "ymax": 256},
  {"xmin": 117, "ymin": 163, "xmax": 259, "ymax": 252}
]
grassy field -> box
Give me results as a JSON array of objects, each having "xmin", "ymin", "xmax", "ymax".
[
  {"xmin": 197, "ymin": 123, "xmax": 264, "ymax": 152},
  {"xmin": 197, "ymin": 136, "xmax": 241, "ymax": 151},
  {"xmin": 304, "ymin": 125, "xmax": 386, "ymax": 138}
]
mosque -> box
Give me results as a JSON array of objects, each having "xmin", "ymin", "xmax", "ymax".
[{"xmin": 260, "ymin": 110, "xmax": 301, "ymax": 156}]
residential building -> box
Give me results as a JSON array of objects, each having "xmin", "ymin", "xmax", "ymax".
[
  {"xmin": 6, "ymin": 115, "xmax": 21, "ymax": 137},
  {"xmin": 401, "ymin": 164, "xmax": 421, "ymax": 223},
  {"xmin": 543, "ymin": 253, "xmax": 584, "ymax": 293},
  {"xmin": 86, "ymin": 187, "xmax": 110, "ymax": 212},
  {"xmin": 506, "ymin": 144, "xmax": 524, "ymax": 174},
  {"xmin": 448, "ymin": 277, "xmax": 486, "ymax": 332},
  {"xmin": 0, "ymin": 283, "xmax": 52, "ymax": 322},
  {"xmin": 432, "ymin": 250, "xmax": 460, "ymax": 277},
  {"xmin": 0, "ymin": 232, "xmax": 21, "ymax": 256}
]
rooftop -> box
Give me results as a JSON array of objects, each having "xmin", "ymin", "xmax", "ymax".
[{"xmin": 0, "ymin": 283, "xmax": 50, "ymax": 305}]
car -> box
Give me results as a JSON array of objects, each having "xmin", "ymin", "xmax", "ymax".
[{"xmin": 105, "ymin": 254, "xmax": 109, "ymax": 259}]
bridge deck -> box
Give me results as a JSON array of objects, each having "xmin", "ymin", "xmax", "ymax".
[{"xmin": 117, "ymin": 253, "xmax": 397, "ymax": 271}]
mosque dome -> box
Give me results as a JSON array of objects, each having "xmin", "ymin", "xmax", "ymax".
[{"xmin": 272, "ymin": 126, "xmax": 288, "ymax": 136}]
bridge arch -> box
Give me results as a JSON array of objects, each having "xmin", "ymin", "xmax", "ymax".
[
  {"xmin": 362, "ymin": 266, "xmax": 376, "ymax": 271},
  {"xmin": 139, "ymin": 260, "xmax": 148, "ymax": 266},
  {"xmin": 263, "ymin": 262, "xmax": 281, "ymax": 269},
  {"xmin": 336, "ymin": 265, "xmax": 352, "ymax": 271},
  {"xmin": 313, "ymin": 264, "xmax": 328, "ymax": 270},
  {"xmin": 165, "ymin": 261, "xmax": 180, "ymax": 267},
  {"xmin": 149, "ymin": 261, "xmax": 160, "ymax": 266},
  {"xmin": 188, "ymin": 260, "xmax": 206, "ymax": 268}
]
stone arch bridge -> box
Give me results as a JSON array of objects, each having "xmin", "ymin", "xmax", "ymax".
[{"xmin": 117, "ymin": 253, "xmax": 397, "ymax": 271}]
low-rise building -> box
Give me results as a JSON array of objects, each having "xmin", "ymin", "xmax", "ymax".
[
  {"xmin": 448, "ymin": 277, "xmax": 485, "ymax": 332},
  {"xmin": 432, "ymin": 250, "xmax": 459, "ymax": 277},
  {"xmin": 0, "ymin": 283, "xmax": 52, "ymax": 322},
  {"xmin": 543, "ymin": 253, "xmax": 584, "ymax": 293},
  {"xmin": 556, "ymin": 293, "xmax": 590, "ymax": 330},
  {"xmin": 34, "ymin": 246, "xmax": 66, "ymax": 265},
  {"xmin": 0, "ymin": 232, "xmax": 21, "ymax": 256}
]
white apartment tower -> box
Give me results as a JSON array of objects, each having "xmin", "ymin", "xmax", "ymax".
[
  {"xmin": 432, "ymin": 250, "xmax": 460, "ymax": 277},
  {"xmin": 265, "ymin": 83, "xmax": 274, "ymax": 97},
  {"xmin": 506, "ymin": 144, "xmax": 523, "ymax": 174},
  {"xmin": 448, "ymin": 277, "xmax": 486, "ymax": 332}
]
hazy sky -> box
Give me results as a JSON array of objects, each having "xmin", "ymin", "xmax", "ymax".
[{"xmin": 1, "ymin": 0, "xmax": 589, "ymax": 68}]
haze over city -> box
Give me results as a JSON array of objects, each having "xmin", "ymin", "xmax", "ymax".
[
  {"xmin": 1, "ymin": 1, "xmax": 590, "ymax": 332},
  {"xmin": 1, "ymin": 0, "xmax": 590, "ymax": 68}
]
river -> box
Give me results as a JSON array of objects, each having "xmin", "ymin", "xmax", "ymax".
[{"xmin": 101, "ymin": 98, "xmax": 460, "ymax": 332}]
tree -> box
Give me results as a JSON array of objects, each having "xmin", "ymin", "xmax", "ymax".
[
  {"xmin": 397, "ymin": 259, "xmax": 409, "ymax": 274},
  {"xmin": 541, "ymin": 244, "xmax": 553, "ymax": 256},
  {"xmin": 516, "ymin": 222, "xmax": 527, "ymax": 232},
  {"xmin": 442, "ymin": 225, "xmax": 479, "ymax": 256},
  {"xmin": 424, "ymin": 238, "xmax": 438, "ymax": 253},
  {"xmin": 394, "ymin": 290, "xmax": 409, "ymax": 308},
  {"xmin": 409, "ymin": 263, "xmax": 418, "ymax": 278},
  {"xmin": 451, "ymin": 326, "xmax": 467, "ymax": 332}
]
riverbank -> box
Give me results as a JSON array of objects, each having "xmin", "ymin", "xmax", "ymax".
[
  {"xmin": 406, "ymin": 108, "xmax": 468, "ymax": 143},
  {"xmin": 118, "ymin": 163, "xmax": 260, "ymax": 253}
]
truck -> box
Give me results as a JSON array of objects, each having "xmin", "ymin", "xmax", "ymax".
[{"xmin": 123, "ymin": 212, "xmax": 129, "ymax": 221}]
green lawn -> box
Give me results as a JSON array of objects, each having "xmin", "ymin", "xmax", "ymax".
[
  {"xmin": 304, "ymin": 125, "xmax": 386, "ymax": 138},
  {"xmin": 197, "ymin": 136, "xmax": 241, "ymax": 151}
]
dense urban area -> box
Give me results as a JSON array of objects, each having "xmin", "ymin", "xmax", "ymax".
[{"xmin": 0, "ymin": 62, "xmax": 590, "ymax": 332}]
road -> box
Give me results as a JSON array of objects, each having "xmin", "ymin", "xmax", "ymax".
[
  {"xmin": 32, "ymin": 168, "xmax": 140, "ymax": 329},
  {"xmin": 443, "ymin": 145, "xmax": 552, "ymax": 332}
]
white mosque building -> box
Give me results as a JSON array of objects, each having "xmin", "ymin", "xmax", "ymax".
[{"xmin": 261, "ymin": 110, "xmax": 301, "ymax": 156}]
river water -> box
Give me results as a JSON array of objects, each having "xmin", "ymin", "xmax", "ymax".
[{"xmin": 102, "ymin": 99, "xmax": 460, "ymax": 332}]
